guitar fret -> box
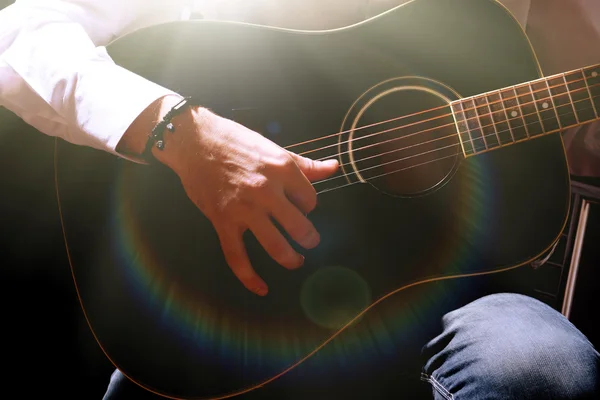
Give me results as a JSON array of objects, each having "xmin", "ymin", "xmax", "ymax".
[
  {"xmin": 460, "ymin": 98, "xmax": 487, "ymax": 153},
  {"xmin": 487, "ymin": 92, "xmax": 514, "ymax": 145},
  {"xmin": 581, "ymin": 68, "xmax": 599, "ymax": 119},
  {"xmin": 500, "ymin": 88, "xmax": 527, "ymax": 141},
  {"xmin": 474, "ymin": 95, "xmax": 500, "ymax": 149},
  {"xmin": 531, "ymin": 80, "xmax": 561, "ymax": 133},
  {"xmin": 516, "ymin": 83, "xmax": 544, "ymax": 137},
  {"xmin": 582, "ymin": 65, "xmax": 600, "ymax": 118},
  {"xmin": 500, "ymin": 91, "xmax": 515, "ymax": 141},
  {"xmin": 451, "ymin": 102, "xmax": 475, "ymax": 156},
  {"xmin": 528, "ymin": 82, "xmax": 545, "ymax": 133},
  {"xmin": 450, "ymin": 64, "xmax": 600, "ymax": 158},
  {"xmin": 544, "ymin": 78, "xmax": 565, "ymax": 129},
  {"xmin": 561, "ymin": 73, "xmax": 579, "ymax": 124},
  {"xmin": 547, "ymin": 75, "xmax": 578, "ymax": 128},
  {"xmin": 564, "ymin": 69, "xmax": 597, "ymax": 124},
  {"xmin": 511, "ymin": 86, "xmax": 530, "ymax": 138}
]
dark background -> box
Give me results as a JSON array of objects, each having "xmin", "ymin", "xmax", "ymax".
[
  {"xmin": 0, "ymin": 1, "xmax": 599, "ymax": 398},
  {"xmin": 1, "ymin": 4, "xmax": 114, "ymax": 398},
  {"xmin": 0, "ymin": 118, "xmax": 116, "ymax": 394}
]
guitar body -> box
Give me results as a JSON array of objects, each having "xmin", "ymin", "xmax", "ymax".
[{"xmin": 55, "ymin": 0, "xmax": 570, "ymax": 398}]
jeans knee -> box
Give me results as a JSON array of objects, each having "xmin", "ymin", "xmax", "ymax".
[{"xmin": 423, "ymin": 293, "xmax": 599, "ymax": 399}]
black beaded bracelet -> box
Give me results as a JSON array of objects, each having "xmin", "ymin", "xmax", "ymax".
[{"xmin": 143, "ymin": 96, "xmax": 192, "ymax": 161}]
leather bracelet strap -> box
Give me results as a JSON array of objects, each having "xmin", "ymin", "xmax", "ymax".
[{"xmin": 143, "ymin": 96, "xmax": 192, "ymax": 162}]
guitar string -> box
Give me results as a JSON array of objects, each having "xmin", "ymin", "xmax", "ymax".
[
  {"xmin": 331, "ymin": 125, "xmax": 456, "ymax": 168},
  {"xmin": 314, "ymin": 103, "xmax": 596, "ymax": 193},
  {"xmin": 292, "ymin": 79, "xmax": 600, "ymax": 158},
  {"xmin": 313, "ymin": 101, "xmax": 599, "ymax": 194},
  {"xmin": 283, "ymin": 72, "xmax": 599, "ymax": 157},
  {"xmin": 285, "ymin": 79, "xmax": 600, "ymax": 160},
  {"xmin": 315, "ymin": 100, "xmax": 598, "ymax": 188},
  {"xmin": 284, "ymin": 68, "xmax": 599, "ymax": 152},
  {"xmin": 316, "ymin": 94, "xmax": 599, "ymax": 172}
]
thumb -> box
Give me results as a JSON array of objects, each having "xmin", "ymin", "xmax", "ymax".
[{"xmin": 289, "ymin": 152, "xmax": 339, "ymax": 182}]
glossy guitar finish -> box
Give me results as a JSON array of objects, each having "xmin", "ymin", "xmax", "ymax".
[{"xmin": 55, "ymin": 0, "xmax": 570, "ymax": 398}]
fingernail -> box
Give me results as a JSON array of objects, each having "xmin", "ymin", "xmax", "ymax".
[
  {"xmin": 255, "ymin": 285, "xmax": 268, "ymax": 296},
  {"xmin": 306, "ymin": 231, "xmax": 320, "ymax": 248}
]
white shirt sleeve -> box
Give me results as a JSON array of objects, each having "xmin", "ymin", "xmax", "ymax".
[{"xmin": 0, "ymin": 0, "xmax": 188, "ymax": 156}]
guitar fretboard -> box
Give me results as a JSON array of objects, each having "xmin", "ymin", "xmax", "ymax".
[{"xmin": 452, "ymin": 64, "xmax": 600, "ymax": 157}]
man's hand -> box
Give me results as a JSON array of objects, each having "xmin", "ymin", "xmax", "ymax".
[{"xmin": 118, "ymin": 95, "xmax": 339, "ymax": 296}]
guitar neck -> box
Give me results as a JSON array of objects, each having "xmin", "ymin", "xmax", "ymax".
[{"xmin": 452, "ymin": 63, "xmax": 600, "ymax": 157}]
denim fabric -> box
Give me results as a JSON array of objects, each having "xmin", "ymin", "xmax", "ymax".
[
  {"xmin": 104, "ymin": 293, "xmax": 599, "ymax": 399},
  {"xmin": 421, "ymin": 293, "xmax": 600, "ymax": 400}
]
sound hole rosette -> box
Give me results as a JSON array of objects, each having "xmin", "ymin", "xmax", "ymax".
[{"xmin": 338, "ymin": 76, "xmax": 463, "ymax": 197}]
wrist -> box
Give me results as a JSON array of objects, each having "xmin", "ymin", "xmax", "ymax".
[
  {"xmin": 144, "ymin": 96, "xmax": 194, "ymax": 160},
  {"xmin": 116, "ymin": 94, "xmax": 186, "ymax": 160},
  {"xmin": 150, "ymin": 104, "xmax": 213, "ymax": 173}
]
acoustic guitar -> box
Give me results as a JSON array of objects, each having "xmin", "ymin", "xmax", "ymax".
[{"xmin": 54, "ymin": 0, "xmax": 599, "ymax": 398}]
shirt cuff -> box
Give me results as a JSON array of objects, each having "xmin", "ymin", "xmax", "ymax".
[
  {"xmin": 87, "ymin": 60, "xmax": 179, "ymax": 159},
  {"xmin": 68, "ymin": 48, "xmax": 179, "ymax": 158},
  {"xmin": 3, "ymin": 41, "xmax": 177, "ymax": 160}
]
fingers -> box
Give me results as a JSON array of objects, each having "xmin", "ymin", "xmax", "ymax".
[
  {"xmin": 207, "ymin": 149, "xmax": 336, "ymax": 297},
  {"xmin": 270, "ymin": 195, "xmax": 321, "ymax": 250},
  {"xmin": 216, "ymin": 212, "xmax": 308, "ymax": 296},
  {"xmin": 282, "ymin": 161, "xmax": 319, "ymax": 214},
  {"xmin": 286, "ymin": 153, "xmax": 339, "ymax": 214},
  {"xmin": 285, "ymin": 180, "xmax": 318, "ymax": 215},
  {"xmin": 288, "ymin": 152, "xmax": 339, "ymax": 182},
  {"xmin": 248, "ymin": 216, "xmax": 305, "ymax": 270},
  {"xmin": 216, "ymin": 227, "xmax": 268, "ymax": 296}
]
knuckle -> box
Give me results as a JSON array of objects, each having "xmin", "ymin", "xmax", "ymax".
[
  {"xmin": 225, "ymin": 253, "xmax": 244, "ymax": 271},
  {"xmin": 302, "ymin": 159, "xmax": 314, "ymax": 174},
  {"xmin": 212, "ymin": 208, "xmax": 234, "ymax": 225},
  {"xmin": 213, "ymin": 195, "xmax": 236, "ymax": 215},
  {"xmin": 264, "ymin": 237, "xmax": 284, "ymax": 254},
  {"xmin": 273, "ymin": 154, "xmax": 296, "ymax": 170},
  {"xmin": 247, "ymin": 176, "xmax": 271, "ymax": 193},
  {"xmin": 224, "ymin": 250, "xmax": 252, "ymax": 279},
  {"xmin": 304, "ymin": 190, "xmax": 318, "ymax": 212},
  {"xmin": 219, "ymin": 240, "xmax": 240, "ymax": 263},
  {"xmin": 214, "ymin": 197, "xmax": 252, "ymax": 220}
]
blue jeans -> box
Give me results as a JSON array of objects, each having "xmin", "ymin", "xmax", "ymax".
[{"xmin": 103, "ymin": 293, "xmax": 599, "ymax": 399}]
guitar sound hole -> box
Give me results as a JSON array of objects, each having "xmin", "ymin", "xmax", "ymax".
[{"xmin": 346, "ymin": 84, "xmax": 461, "ymax": 197}]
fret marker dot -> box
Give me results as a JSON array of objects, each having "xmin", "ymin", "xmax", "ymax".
[
  {"xmin": 511, "ymin": 111, "xmax": 518, "ymax": 117},
  {"xmin": 592, "ymin": 71, "xmax": 598, "ymax": 78},
  {"xmin": 542, "ymin": 102, "xmax": 549, "ymax": 109}
]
